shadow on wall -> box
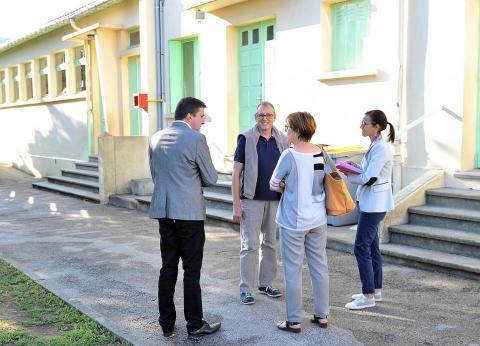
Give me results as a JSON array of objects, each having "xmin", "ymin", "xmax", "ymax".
[{"xmin": 8, "ymin": 101, "xmax": 88, "ymax": 177}]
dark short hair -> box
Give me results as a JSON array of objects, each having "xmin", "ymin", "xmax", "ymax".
[
  {"xmin": 365, "ymin": 109, "xmax": 395, "ymax": 143},
  {"xmin": 175, "ymin": 97, "xmax": 206, "ymax": 120},
  {"xmin": 286, "ymin": 112, "xmax": 316, "ymax": 142}
]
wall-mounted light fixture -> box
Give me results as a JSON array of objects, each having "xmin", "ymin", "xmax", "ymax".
[{"xmin": 195, "ymin": 10, "xmax": 205, "ymax": 23}]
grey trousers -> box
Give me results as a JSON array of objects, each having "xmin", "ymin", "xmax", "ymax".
[
  {"xmin": 239, "ymin": 199, "xmax": 279, "ymax": 293},
  {"xmin": 280, "ymin": 224, "xmax": 329, "ymax": 322}
]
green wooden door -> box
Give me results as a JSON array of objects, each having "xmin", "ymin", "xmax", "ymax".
[
  {"xmin": 128, "ymin": 56, "xmax": 142, "ymax": 135},
  {"xmin": 169, "ymin": 37, "xmax": 200, "ymax": 113},
  {"xmin": 238, "ymin": 20, "xmax": 275, "ymax": 132}
]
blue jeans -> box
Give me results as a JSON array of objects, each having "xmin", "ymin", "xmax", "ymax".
[{"xmin": 354, "ymin": 210, "xmax": 386, "ymax": 294}]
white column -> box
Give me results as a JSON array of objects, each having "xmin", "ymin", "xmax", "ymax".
[{"xmin": 95, "ymin": 28, "xmax": 122, "ymax": 136}]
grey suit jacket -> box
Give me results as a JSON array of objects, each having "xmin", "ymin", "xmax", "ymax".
[{"xmin": 148, "ymin": 121, "xmax": 218, "ymax": 220}]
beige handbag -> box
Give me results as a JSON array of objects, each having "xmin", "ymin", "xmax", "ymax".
[{"xmin": 321, "ymin": 148, "xmax": 356, "ymax": 216}]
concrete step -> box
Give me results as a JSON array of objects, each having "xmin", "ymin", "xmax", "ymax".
[
  {"xmin": 135, "ymin": 196, "xmax": 151, "ymax": 213},
  {"xmin": 454, "ymin": 170, "xmax": 480, "ymax": 180},
  {"xmin": 426, "ymin": 188, "xmax": 480, "ymax": 210},
  {"xmin": 47, "ymin": 175, "xmax": 99, "ymax": 193},
  {"xmin": 88, "ymin": 155, "xmax": 98, "ymax": 163},
  {"xmin": 381, "ymin": 243, "xmax": 480, "ymax": 280},
  {"xmin": 203, "ymin": 180, "xmax": 232, "ymax": 195},
  {"xmin": 453, "ymin": 170, "xmax": 480, "ymax": 190},
  {"xmin": 62, "ymin": 169, "xmax": 99, "ymax": 182},
  {"xmin": 32, "ymin": 181, "xmax": 100, "ymax": 203},
  {"xmin": 408, "ymin": 205, "xmax": 480, "ymax": 234},
  {"xmin": 216, "ymin": 169, "xmax": 232, "ymax": 182},
  {"xmin": 389, "ymin": 224, "xmax": 480, "ymax": 258},
  {"xmin": 132, "ymin": 195, "xmax": 239, "ymax": 230},
  {"xmin": 75, "ymin": 161, "xmax": 99, "ymax": 172},
  {"xmin": 205, "ymin": 206, "xmax": 239, "ymax": 231},
  {"xmin": 204, "ymin": 190, "xmax": 233, "ymax": 211},
  {"xmin": 108, "ymin": 194, "xmax": 139, "ymax": 210}
]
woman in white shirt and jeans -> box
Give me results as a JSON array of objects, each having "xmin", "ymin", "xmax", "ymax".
[
  {"xmin": 270, "ymin": 112, "xmax": 329, "ymax": 333},
  {"xmin": 343, "ymin": 110, "xmax": 395, "ymax": 310}
]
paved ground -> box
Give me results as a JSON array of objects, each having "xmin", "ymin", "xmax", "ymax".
[{"xmin": 0, "ymin": 164, "xmax": 479, "ymax": 346}]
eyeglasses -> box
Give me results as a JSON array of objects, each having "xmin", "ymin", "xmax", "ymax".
[
  {"xmin": 284, "ymin": 124, "xmax": 290, "ymax": 132},
  {"xmin": 361, "ymin": 121, "xmax": 373, "ymax": 127},
  {"xmin": 256, "ymin": 113, "xmax": 274, "ymax": 119}
]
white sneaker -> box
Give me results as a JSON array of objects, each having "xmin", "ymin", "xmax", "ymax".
[
  {"xmin": 351, "ymin": 292, "xmax": 382, "ymax": 302},
  {"xmin": 345, "ymin": 295, "xmax": 376, "ymax": 310}
]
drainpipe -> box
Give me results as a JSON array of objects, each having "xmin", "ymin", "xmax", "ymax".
[{"xmin": 155, "ymin": 0, "xmax": 165, "ymax": 131}]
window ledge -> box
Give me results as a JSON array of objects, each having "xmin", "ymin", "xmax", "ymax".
[
  {"xmin": 0, "ymin": 92, "xmax": 86, "ymax": 110},
  {"xmin": 318, "ymin": 68, "xmax": 378, "ymax": 82},
  {"xmin": 119, "ymin": 47, "xmax": 140, "ymax": 57}
]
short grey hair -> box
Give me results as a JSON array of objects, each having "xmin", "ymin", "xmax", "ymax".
[{"xmin": 256, "ymin": 101, "xmax": 276, "ymax": 114}]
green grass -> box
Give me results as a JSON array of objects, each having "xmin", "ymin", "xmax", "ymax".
[{"xmin": 0, "ymin": 259, "xmax": 130, "ymax": 346}]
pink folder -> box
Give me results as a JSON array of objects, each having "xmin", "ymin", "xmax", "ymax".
[{"xmin": 335, "ymin": 161, "xmax": 362, "ymax": 175}]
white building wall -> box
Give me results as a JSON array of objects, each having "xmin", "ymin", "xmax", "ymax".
[
  {"xmin": 403, "ymin": 0, "xmax": 466, "ymax": 186},
  {"xmin": 0, "ymin": 100, "xmax": 87, "ymax": 176},
  {"xmin": 167, "ymin": 0, "xmax": 401, "ymax": 169},
  {"xmin": 0, "ymin": 0, "xmax": 141, "ymax": 176}
]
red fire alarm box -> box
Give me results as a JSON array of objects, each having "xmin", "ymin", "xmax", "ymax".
[{"xmin": 133, "ymin": 93, "xmax": 148, "ymax": 111}]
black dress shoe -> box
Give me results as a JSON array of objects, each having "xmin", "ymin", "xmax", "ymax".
[
  {"xmin": 163, "ymin": 329, "xmax": 175, "ymax": 338},
  {"xmin": 188, "ymin": 321, "xmax": 221, "ymax": 336}
]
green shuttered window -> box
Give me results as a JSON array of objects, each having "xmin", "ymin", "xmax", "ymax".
[
  {"xmin": 332, "ymin": 0, "xmax": 371, "ymax": 70},
  {"xmin": 168, "ymin": 37, "xmax": 200, "ymax": 113}
]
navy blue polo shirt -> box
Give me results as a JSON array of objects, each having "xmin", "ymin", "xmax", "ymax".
[{"xmin": 234, "ymin": 135, "xmax": 282, "ymax": 201}]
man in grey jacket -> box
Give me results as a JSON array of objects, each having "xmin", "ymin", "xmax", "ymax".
[
  {"xmin": 232, "ymin": 101, "xmax": 289, "ymax": 305},
  {"xmin": 149, "ymin": 97, "xmax": 221, "ymax": 338}
]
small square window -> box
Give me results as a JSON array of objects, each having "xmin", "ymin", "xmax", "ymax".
[
  {"xmin": 242, "ymin": 31, "xmax": 248, "ymax": 46},
  {"xmin": 266, "ymin": 25, "xmax": 274, "ymax": 41},
  {"xmin": 129, "ymin": 30, "xmax": 140, "ymax": 48},
  {"xmin": 252, "ymin": 28, "xmax": 259, "ymax": 44}
]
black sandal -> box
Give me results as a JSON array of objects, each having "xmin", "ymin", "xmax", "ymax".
[
  {"xmin": 277, "ymin": 321, "xmax": 301, "ymax": 333},
  {"xmin": 310, "ymin": 315, "xmax": 328, "ymax": 328}
]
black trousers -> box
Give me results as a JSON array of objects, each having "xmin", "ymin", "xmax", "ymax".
[{"xmin": 157, "ymin": 218, "xmax": 205, "ymax": 333}]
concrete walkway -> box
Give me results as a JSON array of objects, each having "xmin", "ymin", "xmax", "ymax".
[{"xmin": 1, "ymin": 164, "xmax": 479, "ymax": 345}]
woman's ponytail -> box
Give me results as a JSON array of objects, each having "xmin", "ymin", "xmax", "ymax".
[{"xmin": 387, "ymin": 122, "xmax": 395, "ymax": 143}]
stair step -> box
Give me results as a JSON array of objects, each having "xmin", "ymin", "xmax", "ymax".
[
  {"xmin": 47, "ymin": 175, "xmax": 99, "ymax": 193},
  {"xmin": 109, "ymin": 194, "xmax": 139, "ymax": 210},
  {"xmin": 408, "ymin": 205, "xmax": 480, "ymax": 233},
  {"xmin": 206, "ymin": 206, "xmax": 239, "ymax": 231},
  {"xmin": 454, "ymin": 170, "xmax": 480, "ymax": 180},
  {"xmin": 381, "ymin": 243, "xmax": 480, "ymax": 279},
  {"xmin": 216, "ymin": 169, "xmax": 232, "ymax": 182},
  {"xmin": 88, "ymin": 155, "xmax": 98, "ymax": 163},
  {"xmin": 204, "ymin": 190, "xmax": 233, "ymax": 210},
  {"xmin": 62, "ymin": 169, "xmax": 99, "ymax": 182},
  {"xmin": 133, "ymin": 195, "xmax": 238, "ymax": 230},
  {"xmin": 75, "ymin": 162, "xmax": 99, "ymax": 172},
  {"xmin": 32, "ymin": 181, "xmax": 100, "ymax": 202},
  {"xmin": 203, "ymin": 180, "xmax": 232, "ymax": 194},
  {"xmin": 426, "ymin": 188, "xmax": 480, "ymax": 210},
  {"xmin": 389, "ymin": 224, "xmax": 480, "ymax": 258}
]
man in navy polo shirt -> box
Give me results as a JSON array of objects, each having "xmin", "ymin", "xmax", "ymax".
[{"xmin": 232, "ymin": 101, "xmax": 289, "ymax": 305}]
